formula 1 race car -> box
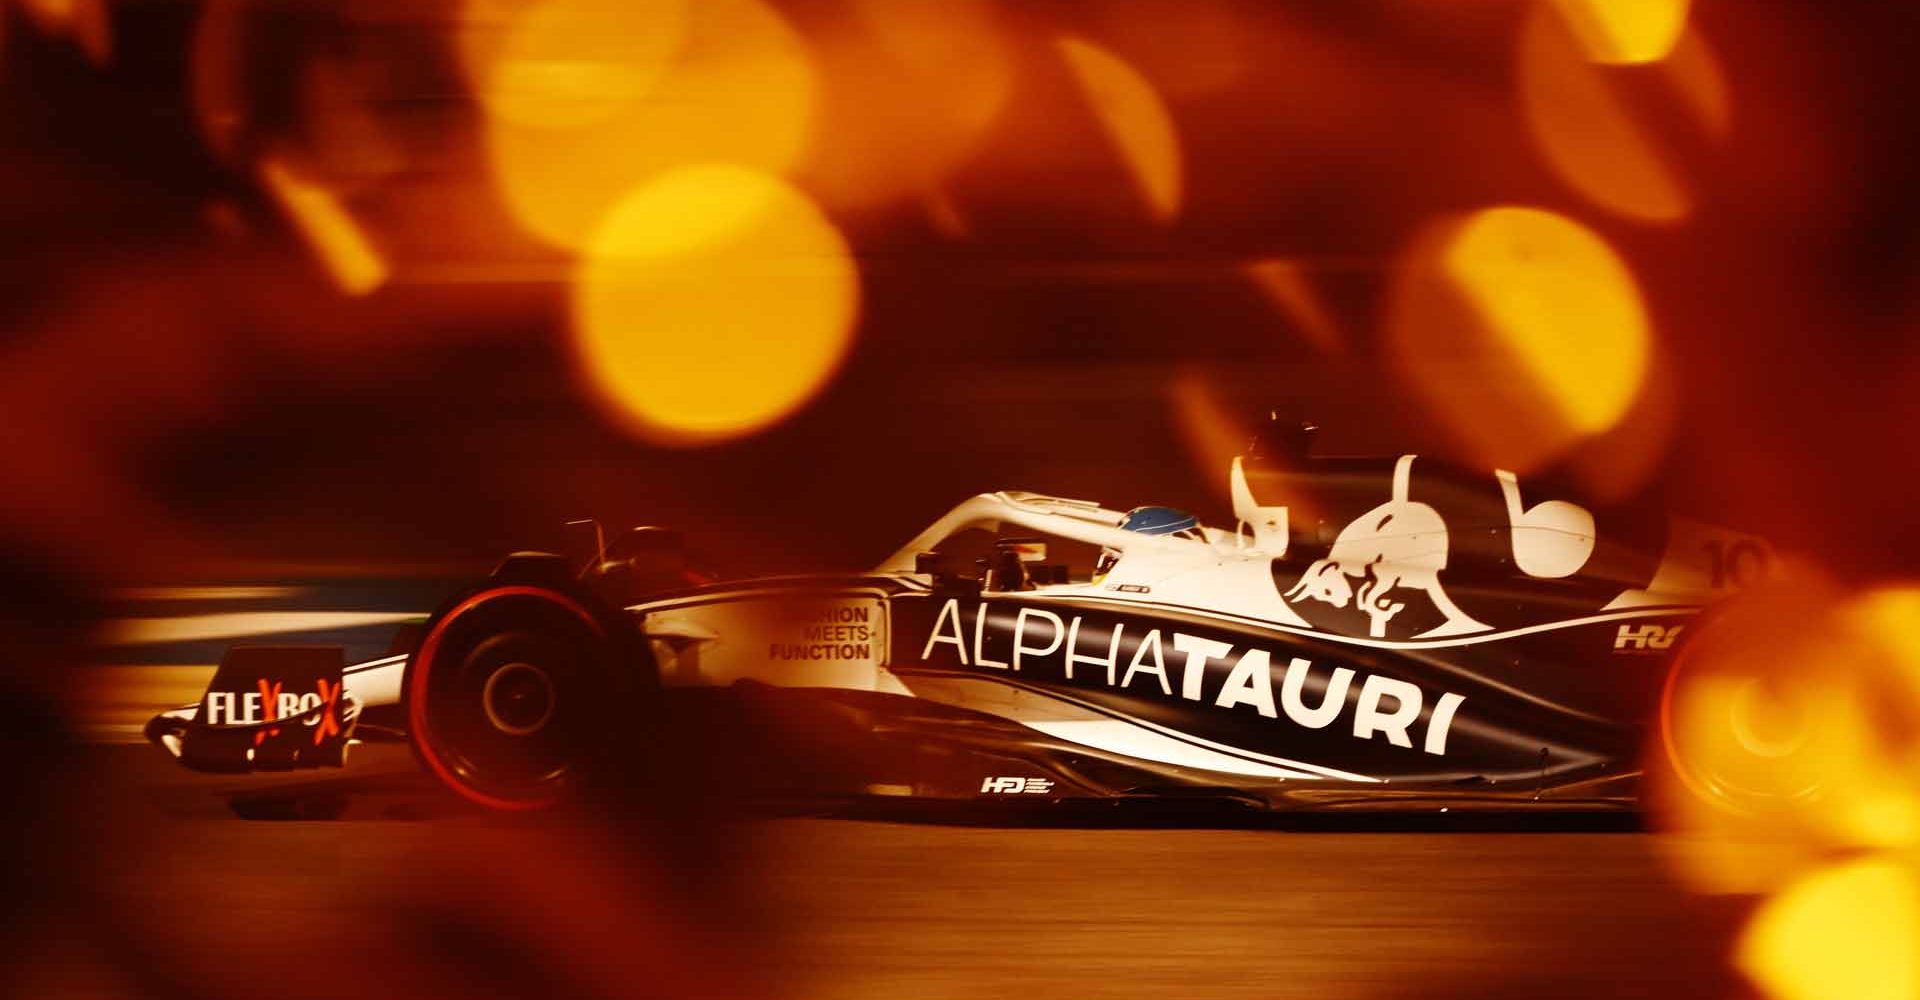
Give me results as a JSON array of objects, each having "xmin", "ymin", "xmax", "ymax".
[{"xmin": 147, "ymin": 429, "xmax": 1779, "ymax": 815}]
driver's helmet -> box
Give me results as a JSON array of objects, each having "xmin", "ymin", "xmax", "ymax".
[{"xmin": 1095, "ymin": 505, "xmax": 1203, "ymax": 580}]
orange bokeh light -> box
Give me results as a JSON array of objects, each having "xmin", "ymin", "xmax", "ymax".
[
  {"xmin": 1244, "ymin": 259, "xmax": 1345, "ymax": 355},
  {"xmin": 458, "ymin": 0, "xmax": 689, "ymax": 130},
  {"xmin": 1056, "ymin": 36, "xmax": 1184, "ymax": 224},
  {"xmin": 570, "ymin": 164, "xmax": 859, "ymax": 446},
  {"xmin": 1737, "ymin": 857, "xmax": 1920, "ymax": 1000},
  {"xmin": 1547, "ymin": 0, "xmax": 1690, "ymax": 65},
  {"xmin": 799, "ymin": 0, "xmax": 1014, "ymax": 211},
  {"xmin": 481, "ymin": 0, "xmax": 816, "ymax": 250},
  {"xmin": 258, "ymin": 155, "xmax": 390, "ymax": 296},
  {"xmin": 1654, "ymin": 583, "xmax": 1920, "ymax": 895},
  {"xmin": 1520, "ymin": 6, "xmax": 1730, "ymax": 224},
  {"xmin": 1385, "ymin": 206, "xmax": 1652, "ymax": 473},
  {"xmin": 1168, "ymin": 369, "xmax": 1250, "ymax": 504},
  {"xmin": 1661, "ymin": 27, "xmax": 1733, "ymax": 140}
]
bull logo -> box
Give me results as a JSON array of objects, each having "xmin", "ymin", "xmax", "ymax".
[{"xmin": 1283, "ymin": 455, "xmax": 1490, "ymax": 639}]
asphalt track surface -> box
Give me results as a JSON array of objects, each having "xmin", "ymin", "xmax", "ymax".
[{"xmin": 32, "ymin": 743, "xmax": 1760, "ymax": 1000}]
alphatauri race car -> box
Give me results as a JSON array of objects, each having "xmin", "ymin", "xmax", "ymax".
[{"xmin": 147, "ymin": 433, "xmax": 1778, "ymax": 815}]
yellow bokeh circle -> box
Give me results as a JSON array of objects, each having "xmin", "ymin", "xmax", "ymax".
[
  {"xmin": 1387, "ymin": 206, "xmax": 1651, "ymax": 472},
  {"xmin": 571, "ymin": 164, "xmax": 859, "ymax": 446},
  {"xmin": 480, "ymin": 0, "xmax": 816, "ymax": 250}
]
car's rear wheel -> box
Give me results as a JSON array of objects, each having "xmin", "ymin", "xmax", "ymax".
[
  {"xmin": 404, "ymin": 582, "xmax": 643, "ymax": 810},
  {"xmin": 1655, "ymin": 618, "xmax": 1827, "ymax": 818},
  {"xmin": 1660, "ymin": 656, "xmax": 1823, "ymax": 814}
]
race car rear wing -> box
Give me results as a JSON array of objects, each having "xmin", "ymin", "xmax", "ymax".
[{"xmin": 144, "ymin": 646, "xmax": 360, "ymax": 773}]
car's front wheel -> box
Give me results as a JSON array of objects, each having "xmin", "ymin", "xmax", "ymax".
[{"xmin": 404, "ymin": 581, "xmax": 643, "ymax": 809}]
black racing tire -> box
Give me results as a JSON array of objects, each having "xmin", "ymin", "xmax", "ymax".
[{"xmin": 402, "ymin": 579, "xmax": 651, "ymax": 810}]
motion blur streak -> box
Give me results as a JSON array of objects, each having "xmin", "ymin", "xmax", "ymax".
[
  {"xmin": 571, "ymin": 165, "xmax": 858, "ymax": 446},
  {"xmin": 1520, "ymin": 7, "xmax": 1726, "ymax": 223},
  {"xmin": 1547, "ymin": 0, "xmax": 1689, "ymax": 65},
  {"xmin": 1167, "ymin": 370, "xmax": 1249, "ymax": 505},
  {"xmin": 484, "ymin": 0, "xmax": 814, "ymax": 249},
  {"xmin": 1386, "ymin": 206, "xmax": 1650, "ymax": 473},
  {"xmin": 101, "ymin": 611, "xmax": 421, "ymax": 646},
  {"xmin": 1737, "ymin": 857, "xmax": 1920, "ymax": 1000},
  {"xmin": 258, "ymin": 156, "xmax": 390, "ymax": 296},
  {"xmin": 1661, "ymin": 28, "xmax": 1733, "ymax": 139},
  {"xmin": 110, "ymin": 586, "xmax": 305, "ymax": 602},
  {"xmin": 1056, "ymin": 37, "xmax": 1183, "ymax": 224},
  {"xmin": 1244, "ymin": 260, "xmax": 1345, "ymax": 355},
  {"xmin": 801, "ymin": 0, "xmax": 1013, "ymax": 210},
  {"xmin": 458, "ymin": 0, "xmax": 689, "ymax": 130}
]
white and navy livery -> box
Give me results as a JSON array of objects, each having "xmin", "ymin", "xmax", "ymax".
[{"xmin": 147, "ymin": 442, "xmax": 1774, "ymax": 814}]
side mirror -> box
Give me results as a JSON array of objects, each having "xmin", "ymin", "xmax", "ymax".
[
  {"xmin": 589, "ymin": 526, "xmax": 697, "ymax": 604},
  {"xmin": 915, "ymin": 551, "xmax": 981, "ymax": 595},
  {"xmin": 610, "ymin": 525, "xmax": 686, "ymax": 562},
  {"xmin": 561, "ymin": 519, "xmax": 605, "ymax": 574}
]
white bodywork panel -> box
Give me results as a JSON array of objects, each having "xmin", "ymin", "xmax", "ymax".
[
  {"xmin": 638, "ymin": 588, "xmax": 911, "ymax": 696},
  {"xmin": 874, "ymin": 460, "xmax": 1770, "ymax": 642},
  {"xmin": 1230, "ymin": 456, "xmax": 1290, "ymax": 556},
  {"xmin": 150, "ymin": 653, "xmax": 407, "ymax": 737}
]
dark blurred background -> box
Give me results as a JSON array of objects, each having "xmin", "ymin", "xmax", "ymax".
[
  {"xmin": 0, "ymin": 1, "xmax": 1916, "ymax": 997},
  {"xmin": 0, "ymin": 0, "xmax": 1913, "ymax": 586}
]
